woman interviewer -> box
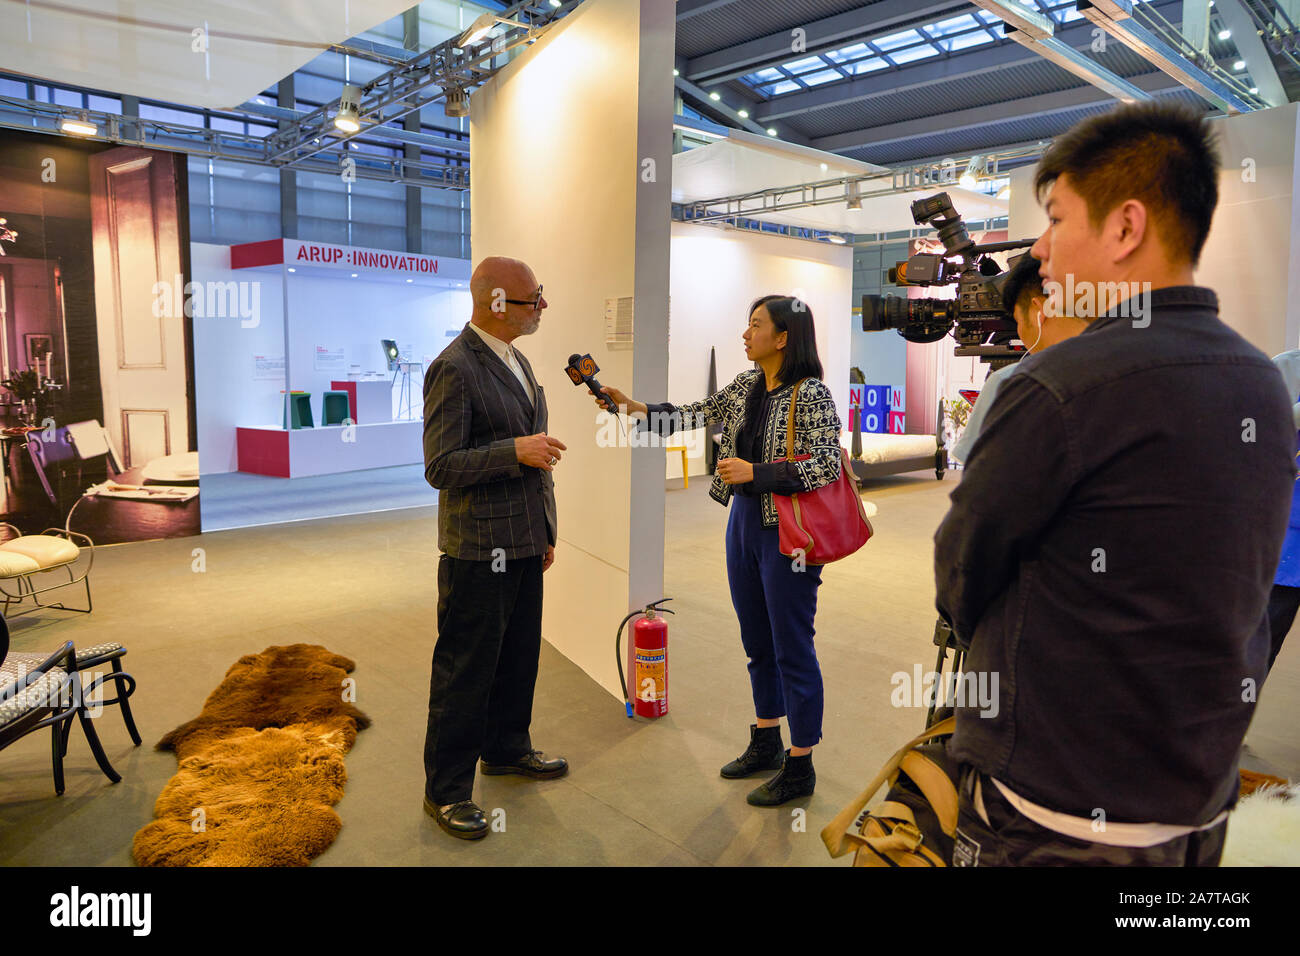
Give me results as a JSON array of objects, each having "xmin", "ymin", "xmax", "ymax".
[{"xmin": 597, "ymin": 295, "xmax": 843, "ymax": 806}]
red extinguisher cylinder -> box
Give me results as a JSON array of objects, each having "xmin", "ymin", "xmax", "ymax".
[{"xmin": 632, "ymin": 613, "xmax": 669, "ymax": 719}]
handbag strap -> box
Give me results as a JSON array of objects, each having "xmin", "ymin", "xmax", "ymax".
[
  {"xmin": 820, "ymin": 716, "xmax": 957, "ymax": 858},
  {"xmin": 784, "ymin": 378, "xmax": 807, "ymax": 460}
]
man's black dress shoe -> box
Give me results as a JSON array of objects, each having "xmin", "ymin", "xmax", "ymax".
[
  {"xmin": 480, "ymin": 749, "xmax": 568, "ymax": 779},
  {"xmin": 424, "ymin": 797, "xmax": 489, "ymax": 840}
]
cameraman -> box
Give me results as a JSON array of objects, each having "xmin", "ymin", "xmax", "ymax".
[
  {"xmin": 934, "ymin": 102, "xmax": 1295, "ymax": 866},
  {"xmin": 950, "ymin": 254, "xmax": 1084, "ymax": 463}
]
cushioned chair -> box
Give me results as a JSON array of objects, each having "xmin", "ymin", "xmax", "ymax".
[
  {"xmin": 0, "ymin": 523, "xmax": 94, "ymax": 617},
  {"xmin": 3, "ymin": 640, "xmax": 140, "ymax": 750},
  {"xmin": 0, "ymin": 617, "xmax": 122, "ymax": 794}
]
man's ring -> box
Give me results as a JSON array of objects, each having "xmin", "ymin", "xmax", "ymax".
[{"xmin": 548, "ymin": 456, "xmax": 557, "ymax": 465}]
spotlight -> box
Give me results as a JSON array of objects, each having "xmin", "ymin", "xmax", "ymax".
[
  {"xmin": 1219, "ymin": 29, "xmax": 1231, "ymax": 40},
  {"xmin": 60, "ymin": 112, "xmax": 97, "ymax": 136},
  {"xmin": 766, "ymin": 127, "xmax": 777, "ymax": 136},
  {"xmin": 445, "ymin": 86, "xmax": 470, "ymax": 118},
  {"xmin": 959, "ymin": 155, "xmax": 985, "ymax": 190},
  {"xmin": 827, "ymin": 234, "xmax": 847, "ymax": 244},
  {"xmin": 1233, "ymin": 59, "xmax": 1245, "ymax": 70},
  {"xmin": 709, "ymin": 91, "xmax": 720, "ymax": 101},
  {"xmin": 335, "ymin": 84, "xmax": 362, "ymax": 133},
  {"xmin": 737, "ymin": 109, "xmax": 749, "ymax": 118},
  {"xmin": 460, "ymin": 13, "xmax": 497, "ymax": 47}
]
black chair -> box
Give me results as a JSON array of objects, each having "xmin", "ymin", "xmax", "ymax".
[{"xmin": 0, "ymin": 614, "xmax": 134, "ymax": 793}]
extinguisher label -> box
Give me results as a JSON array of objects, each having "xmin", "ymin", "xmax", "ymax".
[{"xmin": 636, "ymin": 648, "xmax": 666, "ymax": 703}]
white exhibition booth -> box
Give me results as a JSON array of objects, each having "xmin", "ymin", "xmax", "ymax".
[{"xmin": 191, "ymin": 239, "xmax": 471, "ymax": 482}]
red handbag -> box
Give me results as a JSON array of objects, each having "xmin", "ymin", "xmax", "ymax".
[{"xmin": 772, "ymin": 380, "xmax": 873, "ymax": 564}]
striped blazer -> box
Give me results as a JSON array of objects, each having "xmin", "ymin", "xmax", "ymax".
[
  {"xmin": 422, "ymin": 323, "xmax": 556, "ymax": 560},
  {"xmin": 646, "ymin": 368, "xmax": 842, "ymax": 527}
]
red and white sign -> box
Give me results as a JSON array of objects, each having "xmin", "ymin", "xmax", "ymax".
[{"xmin": 230, "ymin": 238, "xmax": 471, "ymax": 281}]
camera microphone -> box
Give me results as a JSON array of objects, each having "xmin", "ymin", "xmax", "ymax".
[{"xmin": 566, "ymin": 353, "xmax": 619, "ymax": 413}]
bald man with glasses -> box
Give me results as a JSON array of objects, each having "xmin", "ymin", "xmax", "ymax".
[{"xmin": 421, "ymin": 256, "xmax": 568, "ymax": 840}]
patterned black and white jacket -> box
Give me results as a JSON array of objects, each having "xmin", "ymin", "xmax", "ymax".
[{"xmin": 642, "ymin": 368, "xmax": 843, "ymax": 528}]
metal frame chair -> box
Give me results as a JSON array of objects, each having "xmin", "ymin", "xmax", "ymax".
[
  {"xmin": 0, "ymin": 523, "xmax": 94, "ymax": 617},
  {"xmin": 0, "ymin": 635, "xmax": 122, "ymax": 794}
]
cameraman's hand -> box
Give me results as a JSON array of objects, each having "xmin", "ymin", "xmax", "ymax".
[
  {"xmin": 717, "ymin": 458, "xmax": 754, "ymax": 485},
  {"xmin": 597, "ymin": 386, "xmax": 646, "ymax": 416},
  {"xmin": 515, "ymin": 433, "xmax": 567, "ymax": 471}
]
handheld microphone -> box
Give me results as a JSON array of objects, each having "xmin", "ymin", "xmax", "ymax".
[{"xmin": 566, "ymin": 353, "xmax": 619, "ymax": 413}]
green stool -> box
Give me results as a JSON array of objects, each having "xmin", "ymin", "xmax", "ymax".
[
  {"xmin": 322, "ymin": 390, "xmax": 350, "ymax": 426},
  {"xmin": 282, "ymin": 391, "xmax": 313, "ymax": 429}
]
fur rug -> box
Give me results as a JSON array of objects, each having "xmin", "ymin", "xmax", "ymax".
[
  {"xmin": 1223, "ymin": 781, "xmax": 1300, "ymax": 867},
  {"xmin": 133, "ymin": 644, "xmax": 370, "ymax": 867}
]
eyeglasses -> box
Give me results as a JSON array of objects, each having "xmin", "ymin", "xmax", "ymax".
[{"xmin": 503, "ymin": 285, "xmax": 543, "ymax": 309}]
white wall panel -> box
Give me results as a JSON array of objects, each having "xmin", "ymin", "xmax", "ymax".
[{"xmin": 470, "ymin": 0, "xmax": 675, "ymax": 698}]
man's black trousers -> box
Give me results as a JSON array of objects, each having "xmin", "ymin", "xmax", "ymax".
[{"xmin": 424, "ymin": 552, "xmax": 543, "ymax": 805}]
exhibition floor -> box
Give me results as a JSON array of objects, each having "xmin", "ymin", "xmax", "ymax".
[
  {"xmin": 199, "ymin": 463, "xmax": 436, "ymax": 531},
  {"xmin": 1, "ymin": 475, "xmax": 1296, "ymax": 866}
]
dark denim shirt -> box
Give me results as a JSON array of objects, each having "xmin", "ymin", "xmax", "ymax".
[{"xmin": 935, "ymin": 286, "xmax": 1295, "ymax": 825}]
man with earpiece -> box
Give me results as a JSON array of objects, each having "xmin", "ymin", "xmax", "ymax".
[{"xmin": 950, "ymin": 254, "xmax": 1086, "ymax": 464}]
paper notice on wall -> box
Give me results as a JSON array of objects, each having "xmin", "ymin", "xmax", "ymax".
[
  {"xmin": 314, "ymin": 346, "xmax": 346, "ymax": 371},
  {"xmin": 605, "ymin": 296, "xmax": 633, "ymax": 350},
  {"xmin": 252, "ymin": 354, "xmax": 285, "ymax": 381}
]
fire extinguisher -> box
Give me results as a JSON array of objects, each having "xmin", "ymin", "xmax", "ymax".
[{"xmin": 615, "ymin": 598, "xmax": 674, "ymax": 719}]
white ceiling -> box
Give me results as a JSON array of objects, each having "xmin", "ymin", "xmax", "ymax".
[
  {"xmin": 0, "ymin": 0, "xmax": 414, "ymax": 109},
  {"xmin": 672, "ymin": 129, "xmax": 1008, "ymax": 234}
]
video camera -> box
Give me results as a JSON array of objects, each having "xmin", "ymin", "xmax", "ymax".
[{"xmin": 861, "ymin": 192, "xmax": 1035, "ymax": 367}]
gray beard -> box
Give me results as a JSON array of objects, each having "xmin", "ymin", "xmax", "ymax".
[{"xmin": 510, "ymin": 315, "xmax": 541, "ymax": 336}]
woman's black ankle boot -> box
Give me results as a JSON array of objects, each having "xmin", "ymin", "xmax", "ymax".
[
  {"xmin": 747, "ymin": 750, "xmax": 815, "ymax": 806},
  {"xmin": 720, "ymin": 724, "xmax": 785, "ymax": 778}
]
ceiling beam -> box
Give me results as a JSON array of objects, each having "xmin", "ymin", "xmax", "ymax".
[
  {"xmin": 1181, "ymin": 0, "xmax": 1211, "ymax": 51},
  {"xmin": 684, "ymin": 0, "xmax": 966, "ymax": 85},
  {"xmin": 676, "ymin": 0, "xmax": 740, "ymax": 20},
  {"xmin": 674, "ymin": 75, "xmax": 810, "ymax": 144},
  {"xmin": 1214, "ymin": 0, "xmax": 1288, "ymax": 106},
  {"xmin": 1077, "ymin": 0, "xmax": 1257, "ymax": 112},
  {"xmin": 808, "ymin": 69, "xmax": 1185, "ymax": 154},
  {"xmin": 756, "ymin": 12, "xmax": 1157, "ymax": 122}
]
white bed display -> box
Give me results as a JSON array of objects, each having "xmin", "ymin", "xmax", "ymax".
[{"xmin": 839, "ymin": 426, "xmax": 947, "ymax": 481}]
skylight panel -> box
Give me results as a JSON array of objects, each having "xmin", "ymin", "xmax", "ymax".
[
  {"xmin": 800, "ymin": 70, "xmax": 842, "ymax": 86},
  {"xmin": 888, "ymin": 45, "xmax": 940, "ymax": 65},
  {"xmin": 781, "ymin": 55, "xmax": 827, "ymax": 74},
  {"xmin": 873, "ymin": 29, "xmax": 925, "ymax": 52},
  {"xmin": 926, "ymin": 14, "xmax": 980, "ymax": 37},
  {"xmin": 848, "ymin": 58, "xmax": 890, "ymax": 74},
  {"xmin": 825, "ymin": 42, "xmax": 871, "ymax": 63},
  {"xmin": 943, "ymin": 31, "xmax": 995, "ymax": 52}
]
